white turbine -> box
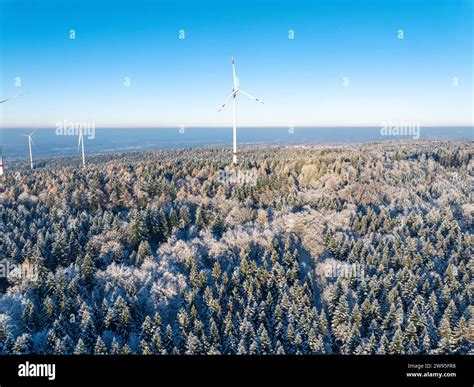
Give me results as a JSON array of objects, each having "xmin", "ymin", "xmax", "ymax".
[
  {"xmin": 0, "ymin": 94, "xmax": 22, "ymax": 175},
  {"xmin": 77, "ymin": 127, "xmax": 86, "ymax": 167},
  {"xmin": 22, "ymin": 129, "xmax": 37, "ymax": 170},
  {"xmin": 0, "ymin": 148, "xmax": 4, "ymax": 176},
  {"xmin": 218, "ymin": 55, "xmax": 264, "ymax": 164}
]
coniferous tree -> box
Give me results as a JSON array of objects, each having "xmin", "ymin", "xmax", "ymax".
[
  {"xmin": 95, "ymin": 336, "xmax": 107, "ymax": 355},
  {"xmin": 74, "ymin": 338, "xmax": 86, "ymax": 355}
]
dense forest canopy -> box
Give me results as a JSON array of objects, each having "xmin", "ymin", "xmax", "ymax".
[{"xmin": 0, "ymin": 141, "xmax": 472, "ymax": 355}]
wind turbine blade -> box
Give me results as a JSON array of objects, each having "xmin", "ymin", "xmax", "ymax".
[
  {"xmin": 0, "ymin": 94, "xmax": 22, "ymax": 104},
  {"xmin": 30, "ymin": 128, "xmax": 37, "ymax": 137},
  {"xmin": 30, "ymin": 137, "xmax": 35, "ymax": 147},
  {"xmin": 238, "ymin": 89, "xmax": 264, "ymax": 104},
  {"xmin": 218, "ymin": 91, "xmax": 237, "ymax": 112},
  {"xmin": 232, "ymin": 55, "xmax": 238, "ymax": 90}
]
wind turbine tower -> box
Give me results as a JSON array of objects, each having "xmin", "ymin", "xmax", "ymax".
[
  {"xmin": 78, "ymin": 127, "xmax": 86, "ymax": 167},
  {"xmin": 218, "ymin": 55, "xmax": 264, "ymax": 164},
  {"xmin": 0, "ymin": 148, "xmax": 4, "ymax": 176},
  {"xmin": 23, "ymin": 129, "xmax": 37, "ymax": 170}
]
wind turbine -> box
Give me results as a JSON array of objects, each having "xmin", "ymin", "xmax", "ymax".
[
  {"xmin": 77, "ymin": 127, "xmax": 86, "ymax": 167},
  {"xmin": 218, "ymin": 55, "xmax": 264, "ymax": 164},
  {"xmin": 0, "ymin": 94, "xmax": 22, "ymax": 175},
  {"xmin": 0, "ymin": 148, "xmax": 4, "ymax": 176},
  {"xmin": 22, "ymin": 129, "xmax": 37, "ymax": 170}
]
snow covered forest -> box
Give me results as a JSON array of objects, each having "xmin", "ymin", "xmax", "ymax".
[{"xmin": 0, "ymin": 141, "xmax": 472, "ymax": 355}]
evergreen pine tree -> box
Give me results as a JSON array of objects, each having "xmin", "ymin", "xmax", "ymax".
[
  {"xmin": 74, "ymin": 338, "xmax": 86, "ymax": 355},
  {"xmin": 94, "ymin": 336, "xmax": 107, "ymax": 355}
]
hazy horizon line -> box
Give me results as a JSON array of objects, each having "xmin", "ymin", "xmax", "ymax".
[{"xmin": 1, "ymin": 125, "xmax": 473, "ymax": 130}]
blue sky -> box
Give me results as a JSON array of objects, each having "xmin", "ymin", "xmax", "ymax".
[{"xmin": 0, "ymin": 0, "xmax": 472, "ymax": 128}]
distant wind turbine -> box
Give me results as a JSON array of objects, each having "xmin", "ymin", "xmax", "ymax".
[
  {"xmin": 218, "ymin": 55, "xmax": 264, "ymax": 164},
  {"xmin": 77, "ymin": 127, "xmax": 86, "ymax": 167},
  {"xmin": 0, "ymin": 148, "xmax": 4, "ymax": 176},
  {"xmin": 0, "ymin": 93, "xmax": 22, "ymax": 175},
  {"xmin": 22, "ymin": 129, "xmax": 37, "ymax": 170}
]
